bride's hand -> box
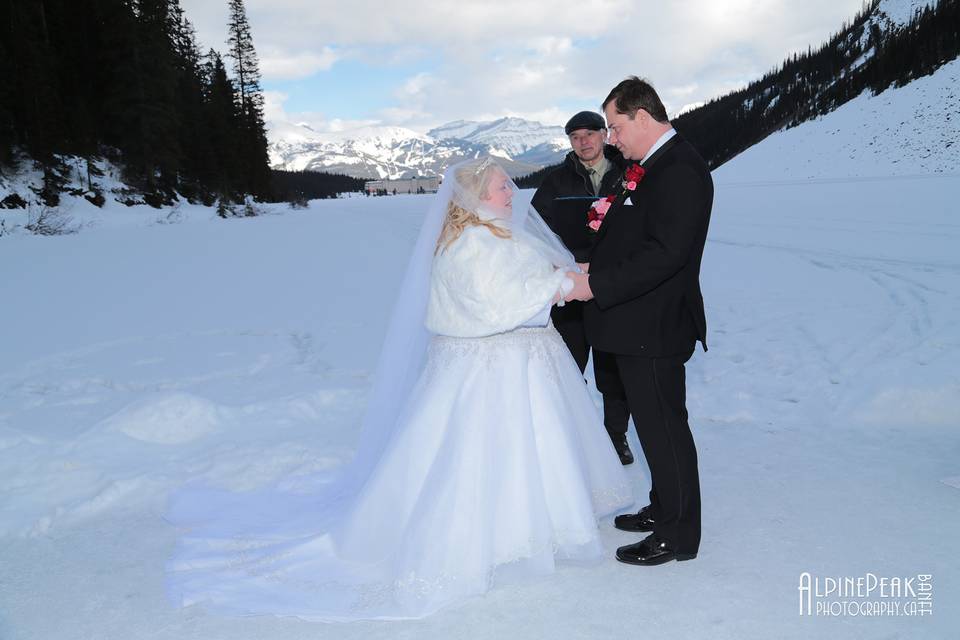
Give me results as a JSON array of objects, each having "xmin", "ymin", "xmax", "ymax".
[
  {"xmin": 577, "ymin": 262, "xmax": 589, "ymax": 274},
  {"xmin": 553, "ymin": 273, "xmax": 577, "ymax": 305}
]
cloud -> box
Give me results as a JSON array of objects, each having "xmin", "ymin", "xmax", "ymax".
[
  {"xmin": 262, "ymin": 90, "xmax": 291, "ymax": 122},
  {"xmin": 263, "ymin": 92, "xmax": 379, "ymax": 133},
  {"xmin": 259, "ymin": 46, "xmax": 338, "ymax": 80},
  {"xmin": 395, "ymin": 72, "xmax": 435, "ymax": 100},
  {"xmin": 180, "ymin": 0, "xmax": 869, "ymax": 130},
  {"xmin": 377, "ymin": 107, "xmax": 431, "ymax": 125},
  {"xmin": 529, "ymin": 36, "xmax": 575, "ymax": 57}
]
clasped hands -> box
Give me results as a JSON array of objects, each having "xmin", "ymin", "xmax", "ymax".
[{"xmin": 564, "ymin": 262, "xmax": 593, "ymax": 303}]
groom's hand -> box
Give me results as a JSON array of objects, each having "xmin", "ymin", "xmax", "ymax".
[
  {"xmin": 564, "ymin": 271, "xmax": 594, "ymax": 302},
  {"xmin": 577, "ymin": 262, "xmax": 590, "ymax": 273}
]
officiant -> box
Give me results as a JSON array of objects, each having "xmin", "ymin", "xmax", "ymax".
[{"xmin": 531, "ymin": 111, "xmax": 633, "ymax": 465}]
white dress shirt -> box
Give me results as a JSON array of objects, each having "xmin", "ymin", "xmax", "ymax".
[{"xmin": 640, "ymin": 128, "xmax": 676, "ymax": 165}]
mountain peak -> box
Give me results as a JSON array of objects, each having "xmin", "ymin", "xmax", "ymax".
[{"xmin": 270, "ymin": 116, "xmax": 568, "ymax": 180}]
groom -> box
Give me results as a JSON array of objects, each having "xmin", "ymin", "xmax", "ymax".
[{"xmin": 565, "ymin": 77, "xmax": 712, "ymax": 566}]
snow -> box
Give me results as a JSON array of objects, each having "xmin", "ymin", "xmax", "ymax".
[
  {"xmin": 452, "ymin": 117, "xmax": 567, "ymax": 158},
  {"xmin": 100, "ymin": 393, "xmax": 225, "ymax": 445},
  {"xmin": 715, "ymin": 58, "xmax": 959, "ymax": 182},
  {"xmin": 876, "ymin": 0, "xmax": 936, "ymax": 26},
  {"xmin": 2, "ymin": 62, "xmax": 959, "ymax": 640},
  {"xmin": 2, "ymin": 176, "xmax": 957, "ymax": 637},
  {"xmin": 319, "ymin": 124, "xmax": 429, "ymax": 145},
  {"xmin": 265, "ymin": 120, "xmax": 325, "ymax": 144},
  {"xmin": 426, "ymin": 119, "xmax": 485, "ymax": 140}
]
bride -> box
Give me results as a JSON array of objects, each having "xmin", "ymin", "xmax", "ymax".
[{"xmin": 165, "ymin": 158, "xmax": 633, "ymax": 621}]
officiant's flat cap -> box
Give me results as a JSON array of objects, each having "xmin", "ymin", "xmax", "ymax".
[{"xmin": 565, "ymin": 111, "xmax": 606, "ymax": 135}]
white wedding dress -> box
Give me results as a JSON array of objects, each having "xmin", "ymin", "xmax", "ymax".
[{"xmin": 165, "ymin": 162, "xmax": 633, "ymax": 622}]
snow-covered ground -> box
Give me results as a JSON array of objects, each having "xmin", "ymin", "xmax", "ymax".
[
  {"xmin": 2, "ymin": 175, "xmax": 957, "ymax": 638},
  {"xmin": 3, "ymin": 65, "xmax": 959, "ymax": 640}
]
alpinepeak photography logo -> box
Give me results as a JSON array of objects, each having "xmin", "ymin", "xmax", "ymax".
[{"xmin": 799, "ymin": 572, "xmax": 933, "ymax": 617}]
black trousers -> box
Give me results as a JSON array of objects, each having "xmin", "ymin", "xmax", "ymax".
[
  {"xmin": 550, "ymin": 302, "xmax": 630, "ymax": 439},
  {"xmin": 615, "ymin": 350, "xmax": 701, "ymax": 555}
]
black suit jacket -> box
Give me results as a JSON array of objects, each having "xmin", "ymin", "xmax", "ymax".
[
  {"xmin": 531, "ymin": 145, "xmax": 625, "ymax": 263},
  {"xmin": 584, "ymin": 133, "xmax": 713, "ymax": 357}
]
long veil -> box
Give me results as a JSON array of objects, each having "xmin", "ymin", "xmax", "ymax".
[
  {"xmin": 163, "ymin": 158, "xmax": 632, "ymax": 623},
  {"xmin": 164, "ymin": 158, "xmax": 579, "ymax": 610}
]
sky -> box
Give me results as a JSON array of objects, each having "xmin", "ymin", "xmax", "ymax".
[{"xmin": 179, "ymin": 0, "xmax": 870, "ymax": 134}]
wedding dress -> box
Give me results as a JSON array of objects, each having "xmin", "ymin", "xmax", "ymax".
[{"xmin": 165, "ymin": 158, "xmax": 633, "ymax": 621}]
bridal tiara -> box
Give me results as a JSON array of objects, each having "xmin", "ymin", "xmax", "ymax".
[{"xmin": 472, "ymin": 157, "xmax": 496, "ymax": 175}]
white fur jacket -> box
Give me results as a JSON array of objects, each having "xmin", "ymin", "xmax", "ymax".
[{"xmin": 426, "ymin": 223, "xmax": 569, "ymax": 338}]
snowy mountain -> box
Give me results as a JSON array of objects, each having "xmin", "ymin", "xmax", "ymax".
[
  {"xmin": 714, "ymin": 56, "xmax": 958, "ymax": 181},
  {"xmin": 266, "ymin": 117, "xmax": 567, "ymax": 180},
  {"xmin": 674, "ymin": 0, "xmax": 953, "ymax": 170},
  {"xmin": 426, "ymin": 117, "xmax": 568, "ymax": 162},
  {"xmin": 425, "ymin": 120, "xmax": 486, "ymax": 141},
  {"xmin": 266, "ymin": 122, "xmax": 476, "ymax": 179}
]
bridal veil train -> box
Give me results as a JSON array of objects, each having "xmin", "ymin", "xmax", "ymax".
[{"xmin": 164, "ymin": 158, "xmax": 633, "ymax": 621}]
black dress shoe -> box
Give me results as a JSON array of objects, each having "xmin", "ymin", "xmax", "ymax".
[
  {"xmin": 614, "ymin": 504, "xmax": 655, "ymax": 532},
  {"xmin": 616, "ymin": 534, "xmax": 697, "ymax": 566},
  {"xmin": 611, "ymin": 434, "xmax": 633, "ymax": 465}
]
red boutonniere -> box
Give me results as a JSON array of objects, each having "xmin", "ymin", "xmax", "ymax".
[
  {"xmin": 586, "ymin": 163, "xmax": 646, "ymax": 233},
  {"xmin": 623, "ymin": 163, "xmax": 645, "ymax": 191}
]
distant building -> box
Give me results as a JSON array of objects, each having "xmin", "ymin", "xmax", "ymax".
[{"xmin": 364, "ymin": 175, "xmax": 440, "ymax": 195}]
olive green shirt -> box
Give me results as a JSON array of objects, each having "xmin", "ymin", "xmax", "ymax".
[{"xmin": 582, "ymin": 155, "xmax": 609, "ymax": 195}]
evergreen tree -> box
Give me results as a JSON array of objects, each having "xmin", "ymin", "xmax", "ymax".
[
  {"xmin": 201, "ymin": 50, "xmax": 242, "ymax": 201},
  {"xmin": 226, "ymin": 0, "xmax": 261, "ymax": 117},
  {"xmin": 131, "ymin": 0, "xmax": 181, "ymax": 201},
  {"xmin": 5, "ymin": 0, "xmax": 65, "ymax": 165},
  {"xmin": 270, "ymin": 169, "xmax": 365, "ymax": 202},
  {"xmin": 169, "ymin": 1, "xmax": 209, "ymax": 200},
  {"xmin": 0, "ymin": 0, "xmax": 279, "ymax": 203},
  {"xmin": 43, "ymin": 0, "xmax": 100, "ymax": 157},
  {"xmin": 226, "ymin": 0, "xmax": 271, "ymax": 199},
  {"xmin": 97, "ymin": 0, "xmax": 143, "ymax": 153},
  {"xmin": 0, "ymin": 35, "xmax": 15, "ymax": 167}
]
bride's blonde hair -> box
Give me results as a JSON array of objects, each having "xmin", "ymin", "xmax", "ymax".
[{"xmin": 435, "ymin": 162, "xmax": 511, "ymax": 253}]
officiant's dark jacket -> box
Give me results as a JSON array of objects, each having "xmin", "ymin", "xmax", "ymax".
[
  {"xmin": 531, "ymin": 144, "xmax": 625, "ymax": 263},
  {"xmin": 585, "ymin": 133, "xmax": 712, "ymax": 358}
]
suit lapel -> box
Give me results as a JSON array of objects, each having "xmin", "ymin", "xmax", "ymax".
[
  {"xmin": 593, "ymin": 184, "xmax": 631, "ymax": 244},
  {"xmin": 592, "ymin": 135, "xmax": 684, "ymax": 247}
]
